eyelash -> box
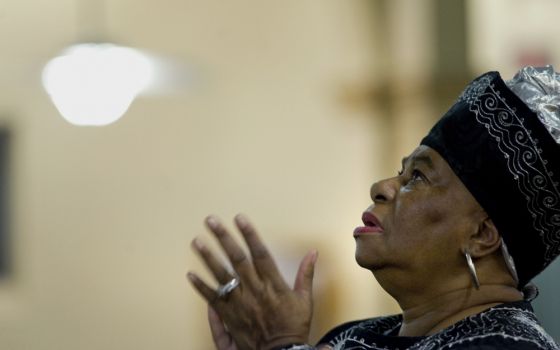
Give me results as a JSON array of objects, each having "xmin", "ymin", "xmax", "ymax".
[
  {"xmin": 411, "ymin": 170, "xmax": 423, "ymax": 181},
  {"xmin": 398, "ymin": 169, "xmax": 424, "ymax": 182}
]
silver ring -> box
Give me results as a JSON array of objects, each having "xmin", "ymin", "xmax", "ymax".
[{"xmin": 216, "ymin": 277, "xmax": 240, "ymax": 298}]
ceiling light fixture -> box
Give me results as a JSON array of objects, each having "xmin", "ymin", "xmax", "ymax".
[
  {"xmin": 42, "ymin": 43, "xmax": 154, "ymax": 126},
  {"xmin": 41, "ymin": 0, "xmax": 155, "ymax": 126}
]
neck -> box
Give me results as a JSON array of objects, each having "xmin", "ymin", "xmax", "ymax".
[{"xmin": 397, "ymin": 284, "xmax": 523, "ymax": 336}]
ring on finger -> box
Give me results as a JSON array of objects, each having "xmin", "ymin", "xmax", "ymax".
[{"xmin": 216, "ymin": 277, "xmax": 240, "ymax": 298}]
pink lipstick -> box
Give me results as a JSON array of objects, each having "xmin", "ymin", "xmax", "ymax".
[{"xmin": 354, "ymin": 211, "xmax": 384, "ymax": 236}]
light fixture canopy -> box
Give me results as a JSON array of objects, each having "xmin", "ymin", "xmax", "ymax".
[{"xmin": 42, "ymin": 42, "xmax": 154, "ymax": 126}]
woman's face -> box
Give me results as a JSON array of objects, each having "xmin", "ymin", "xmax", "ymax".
[{"xmin": 355, "ymin": 145, "xmax": 485, "ymax": 292}]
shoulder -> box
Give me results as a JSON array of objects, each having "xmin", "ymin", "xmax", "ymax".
[
  {"xmin": 410, "ymin": 301, "xmax": 559, "ymax": 350},
  {"xmin": 316, "ymin": 314, "xmax": 402, "ymax": 346}
]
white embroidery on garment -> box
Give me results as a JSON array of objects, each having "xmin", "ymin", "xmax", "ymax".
[
  {"xmin": 329, "ymin": 316, "xmax": 401, "ymax": 350},
  {"xmin": 459, "ymin": 75, "xmax": 560, "ymax": 266},
  {"xmin": 328, "ymin": 305, "xmax": 559, "ymax": 350},
  {"xmin": 409, "ymin": 306, "xmax": 558, "ymax": 350}
]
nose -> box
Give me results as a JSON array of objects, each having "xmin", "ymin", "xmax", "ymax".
[{"xmin": 370, "ymin": 177, "xmax": 398, "ymax": 203}]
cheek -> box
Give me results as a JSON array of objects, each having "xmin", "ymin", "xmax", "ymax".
[
  {"xmin": 392, "ymin": 194, "xmax": 459, "ymax": 249},
  {"xmin": 394, "ymin": 195, "xmax": 447, "ymax": 231}
]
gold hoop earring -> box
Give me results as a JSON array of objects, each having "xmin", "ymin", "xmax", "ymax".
[{"xmin": 464, "ymin": 250, "xmax": 480, "ymax": 289}]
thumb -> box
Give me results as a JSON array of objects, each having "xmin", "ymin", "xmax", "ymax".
[{"xmin": 293, "ymin": 249, "xmax": 318, "ymax": 295}]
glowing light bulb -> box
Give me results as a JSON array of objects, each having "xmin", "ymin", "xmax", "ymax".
[{"xmin": 42, "ymin": 43, "xmax": 154, "ymax": 126}]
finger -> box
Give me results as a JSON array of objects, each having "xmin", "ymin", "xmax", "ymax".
[
  {"xmin": 187, "ymin": 272, "xmax": 219, "ymax": 304},
  {"xmin": 294, "ymin": 250, "xmax": 318, "ymax": 296},
  {"xmin": 191, "ymin": 237, "xmax": 233, "ymax": 284},
  {"xmin": 208, "ymin": 304, "xmax": 236, "ymax": 350},
  {"xmin": 206, "ymin": 216, "xmax": 258, "ymax": 284},
  {"xmin": 234, "ymin": 214, "xmax": 286, "ymax": 288}
]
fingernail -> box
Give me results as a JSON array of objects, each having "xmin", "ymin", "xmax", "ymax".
[
  {"xmin": 206, "ymin": 215, "xmax": 218, "ymax": 228},
  {"xmin": 235, "ymin": 214, "xmax": 247, "ymax": 227},
  {"xmin": 186, "ymin": 272, "xmax": 196, "ymax": 282},
  {"xmin": 311, "ymin": 249, "xmax": 319, "ymax": 264},
  {"xmin": 192, "ymin": 237, "xmax": 204, "ymax": 250}
]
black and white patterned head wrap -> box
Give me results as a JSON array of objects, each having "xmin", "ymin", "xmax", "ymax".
[{"xmin": 420, "ymin": 66, "xmax": 560, "ymax": 288}]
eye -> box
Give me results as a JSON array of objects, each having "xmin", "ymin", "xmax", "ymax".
[{"xmin": 409, "ymin": 169, "xmax": 424, "ymax": 182}]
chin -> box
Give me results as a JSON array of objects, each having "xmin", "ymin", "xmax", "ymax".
[{"xmin": 354, "ymin": 250, "xmax": 384, "ymax": 271}]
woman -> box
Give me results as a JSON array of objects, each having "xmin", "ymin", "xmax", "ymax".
[{"xmin": 187, "ymin": 66, "xmax": 560, "ymax": 349}]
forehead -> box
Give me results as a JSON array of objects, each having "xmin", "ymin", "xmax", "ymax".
[
  {"xmin": 401, "ymin": 145, "xmax": 458, "ymax": 179},
  {"xmin": 402, "ymin": 145, "xmax": 439, "ymax": 167}
]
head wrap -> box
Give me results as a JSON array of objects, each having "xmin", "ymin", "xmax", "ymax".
[{"xmin": 420, "ymin": 66, "xmax": 560, "ymax": 288}]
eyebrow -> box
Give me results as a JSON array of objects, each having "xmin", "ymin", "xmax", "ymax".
[{"xmin": 401, "ymin": 154, "xmax": 435, "ymax": 170}]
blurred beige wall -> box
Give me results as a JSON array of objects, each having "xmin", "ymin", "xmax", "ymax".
[
  {"xmin": 468, "ymin": 0, "xmax": 560, "ymax": 76},
  {"xmin": 0, "ymin": 1, "xmax": 403, "ymax": 349}
]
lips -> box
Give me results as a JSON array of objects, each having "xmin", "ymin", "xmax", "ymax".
[{"xmin": 354, "ymin": 211, "xmax": 384, "ymax": 236}]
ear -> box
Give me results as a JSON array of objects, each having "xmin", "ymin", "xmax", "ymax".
[{"xmin": 467, "ymin": 217, "xmax": 502, "ymax": 258}]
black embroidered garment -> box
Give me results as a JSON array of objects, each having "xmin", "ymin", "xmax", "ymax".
[{"xmin": 318, "ymin": 301, "xmax": 559, "ymax": 350}]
